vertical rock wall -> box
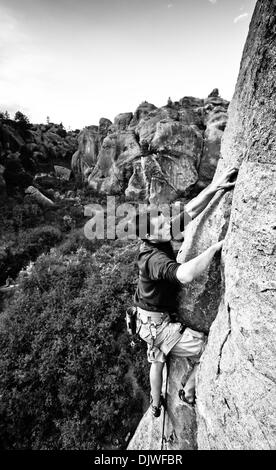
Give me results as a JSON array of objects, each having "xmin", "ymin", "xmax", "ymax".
[
  {"xmin": 127, "ymin": 358, "xmax": 197, "ymax": 450},
  {"xmin": 178, "ymin": 0, "xmax": 276, "ymax": 449}
]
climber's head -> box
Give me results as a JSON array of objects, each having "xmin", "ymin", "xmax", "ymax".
[{"xmin": 134, "ymin": 207, "xmax": 171, "ymax": 242}]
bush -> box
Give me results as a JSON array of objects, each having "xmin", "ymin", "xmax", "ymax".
[
  {"xmin": 58, "ymin": 229, "xmax": 104, "ymax": 255},
  {"xmin": 20, "ymin": 226, "xmax": 63, "ymax": 257},
  {"xmin": 0, "ymin": 243, "xmax": 149, "ymax": 449},
  {"xmin": 0, "ymin": 226, "xmax": 62, "ymax": 285}
]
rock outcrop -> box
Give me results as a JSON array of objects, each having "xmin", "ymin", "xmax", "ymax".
[
  {"xmin": 129, "ymin": 0, "xmax": 275, "ymax": 451},
  {"xmin": 71, "ymin": 125, "xmax": 100, "ymax": 176},
  {"xmin": 0, "ymin": 118, "xmax": 78, "ymax": 193},
  {"xmin": 128, "ymin": 358, "xmax": 197, "ymax": 450},
  {"xmin": 178, "ymin": 0, "xmax": 276, "ymax": 450},
  {"xmin": 72, "ymin": 94, "xmax": 229, "ymax": 203}
]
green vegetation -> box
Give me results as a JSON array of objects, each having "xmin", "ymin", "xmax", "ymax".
[
  {"xmin": 0, "ymin": 154, "xmax": 149, "ymax": 450},
  {"xmin": 0, "ymin": 181, "xmax": 106, "ymax": 285},
  {"xmin": 0, "ymin": 241, "xmax": 149, "ymax": 449}
]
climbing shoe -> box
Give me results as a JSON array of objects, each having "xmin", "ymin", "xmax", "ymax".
[
  {"xmin": 150, "ymin": 394, "xmax": 166, "ymax": 418},
  {"xmin": 178, "ymin": 389, "xmax": 195, "ymax": 406}
]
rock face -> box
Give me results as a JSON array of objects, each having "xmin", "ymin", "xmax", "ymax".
[
  {"xmin": 71, "ymin": 125, "xmax": 100, "ymax": 176},
  {"xmin": 177, "ymin": 0, "xmax": 276, "ymax": 450},
  {"xmin": 72, "ymin": 95, "xmax": 229, "ymax": 202},
  {"xmin": 128, "ymin": 358, "xmax": 197, "ymax": 450}
]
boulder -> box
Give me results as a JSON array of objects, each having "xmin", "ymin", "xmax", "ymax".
[
  {"xmin": 130, "ymin": 101, "xmax": 157, "ymax": 127},
  {"xmin": 114, "ymin": 113, "xmax": 133, "ymax": 131},
  {"xmin": 25, "ymin": 186, "xmax": 55, "ymax": 208},
  {"xmin": 54, "ymin": 165, "xmax": 71, "ymax": 180},
  {"xmin": 98, "ymin": 118, "xmax": 112, "ymax": 144}
]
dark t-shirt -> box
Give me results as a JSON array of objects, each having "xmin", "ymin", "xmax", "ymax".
[{"xmin": 134, "ymin": 240, "xmax": 182, "ymax": 313}]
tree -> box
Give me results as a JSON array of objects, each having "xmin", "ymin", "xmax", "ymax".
[
  {"xmin": 14, "ymin": 111, "xmax": 30, "ymax": 127},
  {"xmin": 0, "ymin": 111, "xmax": 10, "ymax": 120}
]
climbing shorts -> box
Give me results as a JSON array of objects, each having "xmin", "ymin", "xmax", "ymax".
[{"xmin": 137, "ymin": 307, "xmax": 206, "ymax": 363}]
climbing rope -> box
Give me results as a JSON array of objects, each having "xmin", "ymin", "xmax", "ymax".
[{"xmin": 160, "ymin": 357, "xmax": 170, "ymax": 450}]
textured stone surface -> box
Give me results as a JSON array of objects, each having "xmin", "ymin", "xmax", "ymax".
[
  {"xmin": 197, "ymin": 162, "xmax": 276, "ymax": 450},
  {"xmin": 72, "ymin": 94, "xmax": 228, "ymax": 202},
  {"xmin": 177, "ymin": 190, "xmax": 232, "ymax": 333},
  {"xmin": 114, "ymin": 112, "xmax": 133, "ymax": 131},
  {"xmin": 71, "ymin": 125, "xmax": 99, "ymax": 175},
  {"xmin": 177, "ymin": 0, "xmax": 276, "ymax": 450},
  {"xmin": 54, "ymin": 165, "xmax": 71, "ymax": 180},
  {"xmin": 25, "ymin": 185, "xmax": 55, "ymax": 207},
  {"xmin": 88, "ymin": 130, "xmax": 141, "ymax": 194},
  {"xmin": 128, "ymin": 357, "xmax": 197, "ymax": 450},
  {"xmin": 197, "ymin": 98, "xmax": 228, "ymax": 189},
  {"xmin": 98, "ymin": 117, "xmax": 112, "ymax": 145}
]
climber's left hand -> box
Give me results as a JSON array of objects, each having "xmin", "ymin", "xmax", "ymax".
[{"xmin": 212, "ymin": 167, "xmax": 239, "ymax": 191}]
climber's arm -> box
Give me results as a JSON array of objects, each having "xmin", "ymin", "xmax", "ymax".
[
  {"xmin": 176, "ymin": 241, "xmax": 223, "ymax": 284},
  {"xmin": 185, "ymin": 167, "xmax": 238, "ymax": 220}
]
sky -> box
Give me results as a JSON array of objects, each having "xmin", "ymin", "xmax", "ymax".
[{"xmin": 0, "ymin": 0, "xmax": 257, "ymax": 129}]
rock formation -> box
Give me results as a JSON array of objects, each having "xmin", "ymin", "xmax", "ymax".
[
  {"xmin": 71, "ymin": 125, "xmax": 99, "ymax": 176},
  {"xmin": 129, "ymin": 0, "xmax": 275, "ymax": 450},
  {"xmin": 190, "ymin": 0, "xmax": 276, "ymax": 449},
  {"xmin": 0, "ymin": 118, "xmax": 78, "ymax": 194},
  {"xmin": 25, "ymin": 186, "xmax": 55, "ymax": 208},
  {"xmin": 72, "ymin": 94, "xmax": 229, "ymax": 203},
  {"xmin": 54, "ymin": 165, "xmax": 71, "ymax": 180}
]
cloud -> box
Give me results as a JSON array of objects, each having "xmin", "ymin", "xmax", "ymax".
[
  {"xmin": 234, "ymin": 12, "xmax": 249, "ymax": 24},
  {"xmin": 167, "ymin": 3, "xmax": 173, "ymax": 8},
  {"xmin": 208, "ymin": 0, "xmax": 217, "ymax": 4}
]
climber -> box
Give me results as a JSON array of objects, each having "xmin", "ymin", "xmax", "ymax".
[{"xmin": 133, "ymin": 166, "xmax": 238, "ymax": 417}]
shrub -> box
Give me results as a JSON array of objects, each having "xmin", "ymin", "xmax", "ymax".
[
  {"xmin": 0, "ymin": 226, "xmax": 62, "ymax": 285},
  {"xmin": 0, "ymin": 243, "xmax": 149, "ymax": 449},
  {"xmin": 19, "ymin": 226, "xmax": 63, "ymax": 258}
]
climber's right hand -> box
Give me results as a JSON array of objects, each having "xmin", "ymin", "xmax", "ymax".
[{"xmin": 212, "ymin": 167, "xmax": 239, "ymax": 191}]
